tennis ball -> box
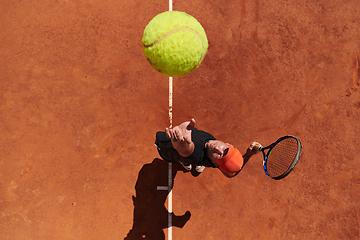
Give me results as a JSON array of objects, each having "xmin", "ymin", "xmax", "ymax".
[{"xmin": 142, "ymin": 11, "xmax": 208, "ymax": 77}]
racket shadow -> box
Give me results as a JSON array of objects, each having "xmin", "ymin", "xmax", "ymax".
[{"xmin": 124, "ymin": 158, "xmax": 191, "ymax": 240}]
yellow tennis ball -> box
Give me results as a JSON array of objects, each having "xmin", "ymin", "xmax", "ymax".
[{"xmin": 142, "ymin": 11, "xmax": 208, "ymax": 77}]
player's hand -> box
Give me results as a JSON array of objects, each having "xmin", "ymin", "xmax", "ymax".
[
  {"xmin": 165, "ymin": 118, "xmax": 196, "ymax": 157},
  {"xmin": 248, "ymin": 142, "xmax": 262, "ymax": 154},
  {"xmin": 165, "ymin": 118, "xmax": 195, "ymax": 144}
]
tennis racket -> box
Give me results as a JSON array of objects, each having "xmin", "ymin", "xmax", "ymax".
[{"xmin": 259, "ymin": 135, "xmax": 302, "ymax": 180}]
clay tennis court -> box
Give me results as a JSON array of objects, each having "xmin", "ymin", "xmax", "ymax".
[{"xmin": 1, "ymin": 0, "xmax": 359, "ymax": 239}]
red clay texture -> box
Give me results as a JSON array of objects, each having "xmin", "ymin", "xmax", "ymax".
[{"xmin": 1, "ymin": 0, "xmax": 359, "ymax": 239}]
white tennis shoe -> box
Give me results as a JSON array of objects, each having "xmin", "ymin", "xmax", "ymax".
[
  {"xmin": 195, "ymin": 165, "xmax": 205, "ymax": 173},
  {"xmin": 180, "ymin": 162, "xmax": 192, "ymax": 171}
]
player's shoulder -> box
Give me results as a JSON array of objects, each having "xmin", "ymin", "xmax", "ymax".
[
  {"xmin": 155, "ymin": 131, "xmax": 168, "ymax": 141},
  {"xmin": 191, "ymin": 128, "xmax": 216, "ymax": 141}
]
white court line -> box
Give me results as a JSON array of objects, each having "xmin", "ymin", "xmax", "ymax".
[
  {"xmin": 168, "ymin": 76, "xmax": 173, "ymax": 240},
  {"xmin": 156, "ymin": 79, "xmax": 173, "ymax": 240},
  {"xmin": 169, "ymin": 77, "xmax": 173, "ymax": 129},
  {"xmin": 159, "ymin": 2, "xmax": 173, "ymax": 240},
  {"xmin": 168, "ymin": 4, "xmax": 173, "ymax": 240},
  {"xmin": 155, "ymin": 2, "xmax": 174, "ymax": 240}
]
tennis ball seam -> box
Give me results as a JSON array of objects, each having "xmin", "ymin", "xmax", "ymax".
[
  {"xmin": 143, "ymin": 27, "xmax": 206, "ymax": 70},
  {"xmin": 143, "ymin": 27, "xmax": 204, "ymax": 48}
]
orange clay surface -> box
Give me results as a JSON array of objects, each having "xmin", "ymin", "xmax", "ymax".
[{"xmin": 1, "ymin": 0, "xmax": 360, "ymax": 239}]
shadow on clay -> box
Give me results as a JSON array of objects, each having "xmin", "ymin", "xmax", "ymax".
[{"xmin": 124, "ymin": 158, "xmax": 191, "ymax": 240}]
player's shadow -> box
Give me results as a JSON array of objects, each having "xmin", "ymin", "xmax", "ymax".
[{"xmin": 124, "ymin": 158, "xmax": 191, "ymax": 240}]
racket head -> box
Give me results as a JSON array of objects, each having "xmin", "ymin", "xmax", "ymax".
[{"xmin": 260, "ymin": 136, "xmax": 302, "ymax": 180}]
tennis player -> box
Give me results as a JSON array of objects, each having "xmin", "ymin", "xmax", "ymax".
[{"xmin": 155, "ymin": 118, "xmax": 261, "ymax": 178}]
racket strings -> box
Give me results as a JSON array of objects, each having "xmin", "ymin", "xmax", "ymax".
[{"xmin": 266, "ymin": 138, "xmax": 299, "ymax": 178}]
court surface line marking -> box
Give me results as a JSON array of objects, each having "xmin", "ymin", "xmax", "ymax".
[
  {"xmin": 155, "ymin": 78, "xmax": 173, "ymax": 240},
  {"xmin": 157, "ymin": 2, "xmax": 173, "ymax": 240},
  {"xmin": 168, "ymin": 73, "xmax": 173, "ymax": 239},
  {"xmin": 168, "ymin": 2, "xmax": 173, "ymax": 240}
]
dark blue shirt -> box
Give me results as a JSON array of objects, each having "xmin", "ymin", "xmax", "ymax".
[{"xmin": 155, "ymin": 127, "xmax": 217, "ymax": 167}]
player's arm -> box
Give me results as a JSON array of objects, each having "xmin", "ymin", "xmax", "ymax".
[
  {"xmin": 221, "ymin": 142, "xmax": 262, "ymax": 178},
  {"xmin": 165, "ymin": 118, "xmax": 196, "ymax": 157},
  {"xmin": 242, "ymin": 142, "xmax": 261, "ymax": 167}
]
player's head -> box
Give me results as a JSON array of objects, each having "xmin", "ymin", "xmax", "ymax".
[
  {"xmin": 205, "ymin": 140, "xmax": 229, "ymax": 162},
  {"xmin": 206, "ymin": 140, "xmax": 243, "ymax": 173},
  {"xmin": 216, "ymin": 145, "xmax": 243, "ymax": 173}
]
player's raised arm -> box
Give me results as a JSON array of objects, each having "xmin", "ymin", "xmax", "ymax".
[{"xmin": 165, "ymin": 118, "xmax": 196, "ymax": 157}]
